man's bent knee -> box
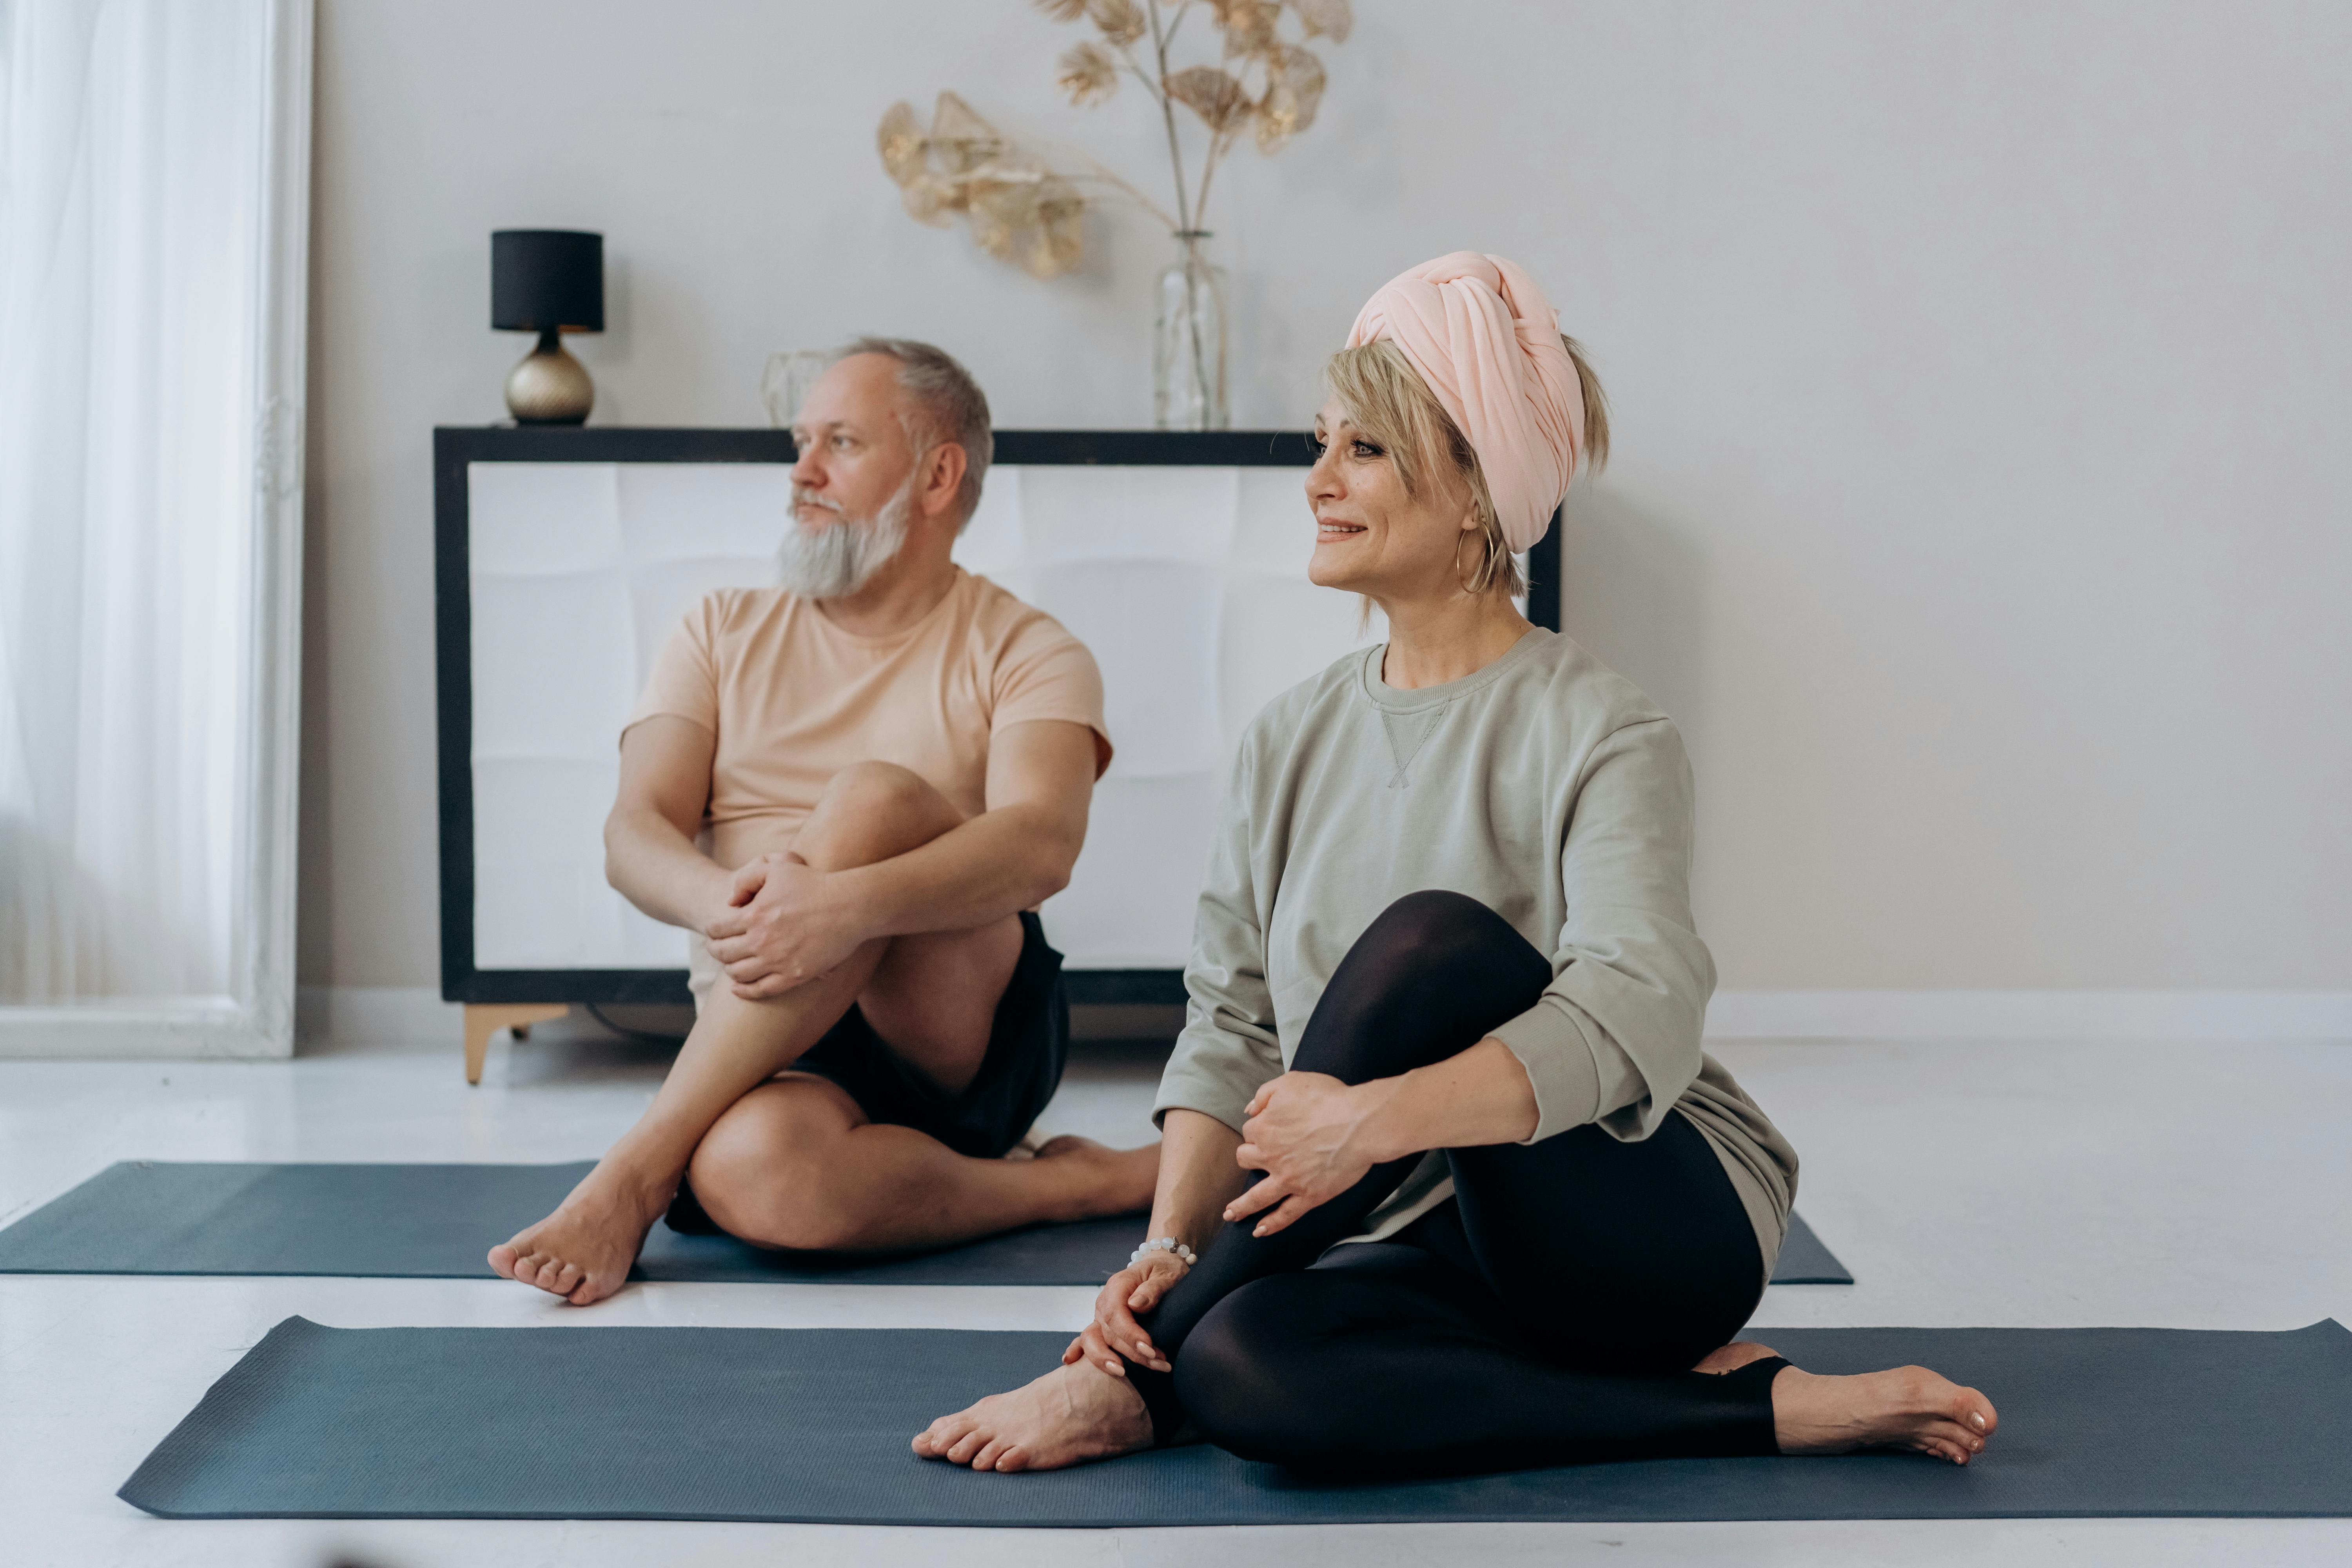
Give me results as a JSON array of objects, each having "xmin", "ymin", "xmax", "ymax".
[
  {"xmin": 686, "ymin": 1082, "xmax": 873, "ymax": 1252},
  {"xmin": 795, "ymin": 761, "xmax": 962, "ymax": 871}
]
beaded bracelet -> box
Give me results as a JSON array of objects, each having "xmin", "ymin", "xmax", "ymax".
[{"xmin": 1130, "ymin": 1236, "xmax": 1196, "ymax": 1268}]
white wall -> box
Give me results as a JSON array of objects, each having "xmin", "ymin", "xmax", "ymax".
[{"xmin": 301, "ymin": 0, "xmax": 2352, "ymax": 996}]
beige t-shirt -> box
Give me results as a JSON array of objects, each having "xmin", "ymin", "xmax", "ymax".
[{"xmin": 625, "ymin": 568, "xmax": 1112, "ymax": 873}]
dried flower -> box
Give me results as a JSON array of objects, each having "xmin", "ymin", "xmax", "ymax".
[
  {"xmin": 1057, "ymin": 40, "xmax": 1120, "ymax": 106},
  {"xmin": 927, "ymin": 90, "xmax": 1005, "ymax": 175},
  {"xmin": 1165, "ymin": 66, "xmax": 1252, "ymax": 134},
  {"xmin": 898, "ymin": 172, "xmax": 962, "ymax": 228},
  {"xmin": 873, "ymin": 93, "xmax": 1088, "ymax": 279},
  {"xmin": 884, "ymin": 0, "xmax": 1352, "ymax": 281},
  {"xmin": 1289, "ymin": 0, "xmax": 1353, "ymax": 44},
  {"xmin": 1087, "ymin": 0, "xmax": 1146, "ymax": 47},
  {"xmin": 876, "ymin": 100, "xmax": 928, "ymax": 184},
  {"xmin": 1210, "ymin": 1, "xmax": 1281, "ymax": 56},
  {"xmin": 1021, "ymin": 181, "xmax": 1089, "ymax": 279},
  {"xmin": 1254, "ymin": 45, "xmax": 1325, "ymax": 152}
]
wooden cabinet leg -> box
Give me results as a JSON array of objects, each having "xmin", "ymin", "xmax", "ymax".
[{"xmin": 463, "ymin": 1004, "xmax": 570, "ymax": 1085}]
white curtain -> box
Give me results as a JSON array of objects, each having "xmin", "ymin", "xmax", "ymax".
[{"xmin": 0, "ymin": 0, "xmax": 272, "ymax": 1003}]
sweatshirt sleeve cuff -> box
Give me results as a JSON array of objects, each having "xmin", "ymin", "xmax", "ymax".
[
  {"xmin": 1149, "ymin": 1042, "xmax": 1270, "ymax": 1135},
  {"xmin": 1486, "ymin": 1002, "xmax": 1605, "ymax": 1143}
]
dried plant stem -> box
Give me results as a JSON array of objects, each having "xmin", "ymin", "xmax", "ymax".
[
  {"xmin": 1045, "ymin": 141, "xmax": 1181, "ymax": 231},
  {"xmin": 1146, "ymin": 0, "xmax": 1195, "ymax": 233}
]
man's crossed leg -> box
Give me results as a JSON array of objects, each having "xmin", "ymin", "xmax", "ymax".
[{"xmin": 490, "ymin": 761, "xmax": 1158, "ymax": 1306}]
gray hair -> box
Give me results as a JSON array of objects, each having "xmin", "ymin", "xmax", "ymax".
[{"xmin": 834, "ymin": 336, "xmax": 993, "ymax": 530}]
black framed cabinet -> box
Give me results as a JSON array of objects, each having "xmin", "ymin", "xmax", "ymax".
[{"xmin": 434, "ymin": 426, "xmax": 1562, "ymax": 1080}]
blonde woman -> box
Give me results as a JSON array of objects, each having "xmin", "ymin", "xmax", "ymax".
[{"xmin": 916, "ymin": 254, "xmax": 1999, "ymax": 1477}]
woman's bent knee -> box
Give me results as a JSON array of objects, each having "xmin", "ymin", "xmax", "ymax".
[{"xmin": 1361, "ymin": 889, "xmax": 1521, "ymax": 964}]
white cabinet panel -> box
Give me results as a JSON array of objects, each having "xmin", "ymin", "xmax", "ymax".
[
  {"xmin": 1018, "ymin": 465, "xmax": 1237, "ymax": 565},
  {"xmin": 1232, "ymin": 465, "xmax": 1316, "ymax": 576},
  {"xmin": 1040, "ymin": 773, "xmax": 1220, "ymax": 967},
  {"xmin": 615, "ymin": 463, "xmax": 795, "ymax": 563},
  {"xmin": 466, "ymin": 458, "xmax": 1373, "ymax": 974},
  {"xmin": 953, "ymin": 466, "xmax": 1024, "ymax": 578},
  {"xmin": 468, "ymin": 571, "xmax": 636, "ymax": 760},
  {"xmin": 472, "ymin": 757, "xmax": 629, "ymax": 968},
  {"xmin": 468, "ymin": 463, "xmax": 621, "ymax": 576},
  {"xmin": 1027, "ymin": 559, "xmax": 1225, "ymax": 780}
]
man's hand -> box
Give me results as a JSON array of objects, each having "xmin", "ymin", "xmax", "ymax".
[
  {"xmin": 1223, "ymin": 1071, "xmax": 1398, "ymax": 1238},
  {"xmin": 701, "ymin": 851, "xmax": 870, "ymax": 1000}
]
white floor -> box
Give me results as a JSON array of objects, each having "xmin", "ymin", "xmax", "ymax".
[{"xmin": 3, "ymin": 1023, "xmax": 2348, "ymax": 1567}]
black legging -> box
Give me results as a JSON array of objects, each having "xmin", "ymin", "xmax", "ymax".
[{"xmin": 1125, "ymin": 890, "xmax": 1786, "ymax": 1475}]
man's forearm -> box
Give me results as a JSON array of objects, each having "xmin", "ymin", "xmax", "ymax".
[
  {"xmin": 605, "ymin": 808, "xmax": 732, "ymax": 933},
  {"xmin": 826, "ymin": 802, "xmax": 1080, "ymax": 941}
]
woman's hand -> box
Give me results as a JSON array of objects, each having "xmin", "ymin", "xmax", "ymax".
[
  {"xmin": 1225, "ymin": 1071, "xmax": 1396, "ymax": 1238},
  {"xmin": 1062, "ymin": 1252, "xmax": 1189, "ymax": 1376}
]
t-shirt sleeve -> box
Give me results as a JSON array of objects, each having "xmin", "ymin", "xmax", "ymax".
[
  {"xmin": 623, "ymin": 597, "xmax": 721, "ymax": 739},
  {"xmin": 1485, "ymin": 716, "xmax": 1719, "ymax": 1144},
  {"xmin": 991, "ymin": 612, "xmax": 1114, "ymax": 777}
]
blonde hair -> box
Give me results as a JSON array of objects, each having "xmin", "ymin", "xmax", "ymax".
[{"xmin": 1321, "ymin": 336, "xmax": 1610, "ymax": 597}]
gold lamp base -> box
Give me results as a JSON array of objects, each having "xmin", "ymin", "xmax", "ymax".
[{"xmin": 505, "ymin": 328, "xmax": 593, "ymax": 425}]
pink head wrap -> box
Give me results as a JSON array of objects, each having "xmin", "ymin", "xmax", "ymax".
[{"xmin": 1344, "ymin": 251, "xmax": 1585, "ymax": 553}]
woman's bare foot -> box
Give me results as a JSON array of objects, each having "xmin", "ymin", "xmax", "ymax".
[
  {"xmin": 913, "ymin": 1358, "xmax": 1154, "ymax": 1472},
  {"xmin": 487, "ymin": 1162, "xmax": 671, "ymax": 1306},
  {"xmin": 1033, "ymin": 1134, "xmax": 1160, "ymax": 1220},
  {"xmin": 1692, "ymin": 1340, "xmax": 1782, "ymax": 1375},
  {"xmin": 1772, "ymin": 1361, "xmax": 2000, "ymax": 1465}
]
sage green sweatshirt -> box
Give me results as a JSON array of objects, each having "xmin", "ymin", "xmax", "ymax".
[{"xmin": 1152, "ymin": 627, "xmax": 1798, "ymax": 1285}]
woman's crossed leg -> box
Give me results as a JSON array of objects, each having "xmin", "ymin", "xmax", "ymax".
[{"xmin": 915, "ymin": 891, "xmax": 1997, "ymax": 1473}]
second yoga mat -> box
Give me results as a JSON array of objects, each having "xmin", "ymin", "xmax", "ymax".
[
  {"xmin": 0, "ymin": 1161, "xmax": 1855, "ymax": 1286},
  {"xmin": 122, "ymin": 1317, "xmax": 2352, "ymax": 1523}
]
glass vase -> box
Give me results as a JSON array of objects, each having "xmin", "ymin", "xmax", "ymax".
[{"xmin": 1154, "ymin": 232, "xmax": 1229, "ymax": 431}]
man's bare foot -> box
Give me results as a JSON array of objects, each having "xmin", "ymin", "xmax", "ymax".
[
  {"xmin": 913, "ymin": 1358, "xmax": 1154, "ymax": 1472},
  {"xmin": 1772, "ymin": 1361, "xmax": 2000, "ymax": 1465},
  {"xmin": 1033, "ymin": 1134, "xmax": 1160, "ymax": 1220},
  {"xmin": 487, "ymin": 1163, "xmax": 671, "ymax": 1306},
  {"xmin": 1692, "ymin": 1340, "xmax": 1782, "ymax": 1375}
]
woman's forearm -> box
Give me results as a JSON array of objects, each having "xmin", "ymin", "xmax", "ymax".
[
  {"xmin": 1357, "ymin": 1037, "xmax": 1541, "ymax": 1160},
  {"xmin": 1149, "ymin": 1108, "xmax": 1252, "ymax": 1250}
]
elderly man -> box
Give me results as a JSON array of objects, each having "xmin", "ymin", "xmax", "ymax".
[{"xmin": 492, "ymin": 339, "xmax": 1157, "ymax": 1305}]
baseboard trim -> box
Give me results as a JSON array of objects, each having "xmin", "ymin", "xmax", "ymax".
[
  {"xmin": 296, "ymin": 985, "xmax": 466, "ymax": 1049},
  {"xmin": 1706, "ymin": 989, "xmax": 2352, "ymax": 1041}
]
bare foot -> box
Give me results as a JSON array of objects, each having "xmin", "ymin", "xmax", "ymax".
[
  {"xmin": 486, "ymin": 1163, "xmax": 670, "ymax": 1306},
  {"xmin": 1692, "ymin": 1340, "xmax": 1782, "ymax": 1375},
  {"xmin": 912, "ymin": 1358, "xmax": 1154, "ymax": 1472},
  {"xmin": 1033, "ymin": 1134, "xmax": 1160, "ymax": 1220},
  {"xmin": 1772, "ymin": 1362, "xmax": 2000, "ymax": 1465}
]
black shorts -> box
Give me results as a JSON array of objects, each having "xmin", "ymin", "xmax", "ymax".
[{"xmin": 664, "ymin": 911, "xmax": 1069, "ymax": 1238}]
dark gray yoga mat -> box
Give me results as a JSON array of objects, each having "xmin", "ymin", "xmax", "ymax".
[
  {"xmin": 121, "ymin": 1317, "xmax": 2352, "ymax": 1523},
  {"xmin": 0, "ymin": 1161, "xmax": 1854, "ymax": 1285}
]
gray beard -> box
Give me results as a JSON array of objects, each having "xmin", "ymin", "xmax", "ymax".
[{"xmin": 775, "ymin": 480, "xmax": 913, "ymax": 599}]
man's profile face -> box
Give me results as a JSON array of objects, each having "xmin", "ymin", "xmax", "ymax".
[{"xmin": 789, "ymin": 354, "xmax": 916, "ymax": 528}]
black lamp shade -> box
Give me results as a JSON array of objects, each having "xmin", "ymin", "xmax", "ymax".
[{"xmin": 491, "ymin": 230, "xmax": 604, "ymax": 333}]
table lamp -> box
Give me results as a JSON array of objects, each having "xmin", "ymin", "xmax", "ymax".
[{"xmin": 492, "ymin": 229, "xmax": 603, "ymax": 424}]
